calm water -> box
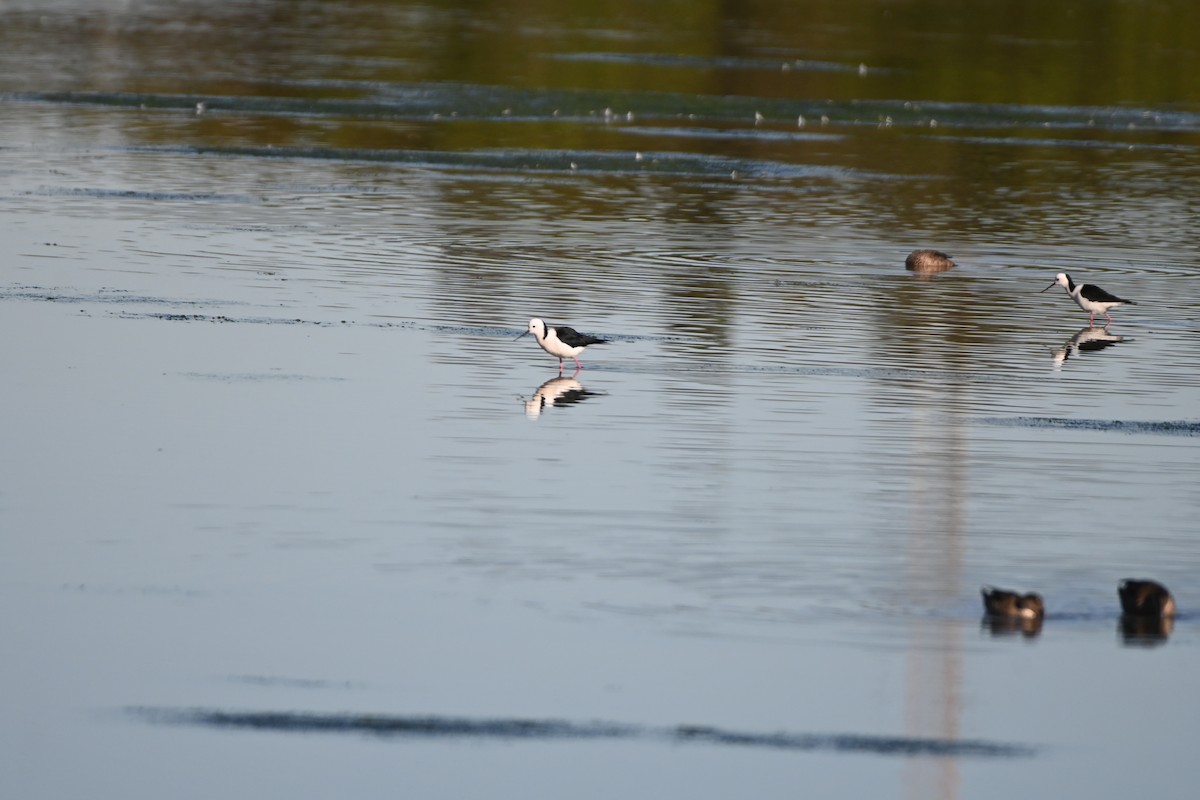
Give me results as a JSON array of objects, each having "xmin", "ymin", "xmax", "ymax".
[{"xmin": 3, "ymin": 1, "xmax": 1200, "ymax": 798}]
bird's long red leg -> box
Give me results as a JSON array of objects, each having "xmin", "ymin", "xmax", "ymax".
[{"xmin": 574, "ymin": 356, "xmax": 583, "ymax": 369}]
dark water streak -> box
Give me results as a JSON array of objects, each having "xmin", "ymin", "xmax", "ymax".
[
  {"xmin": 128, "ymin": 707, "xmax": 1037, "ymax": 758},
  {"xmin": 983, "ymin": 416, "xmax": 1200, "ymax": 437}
]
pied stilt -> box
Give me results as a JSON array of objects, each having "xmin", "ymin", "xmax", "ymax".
[
  {"xmin": 516, "ymin": 318, "xmax": 607, "ymax": 371},
  {"xmin": 1041, "ymin": 272, "xmax": 1136, "ymax": 326}
]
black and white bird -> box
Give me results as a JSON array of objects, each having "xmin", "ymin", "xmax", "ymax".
[
  {"xmin": 517, "ymin": 318, "xmax": 607, "ymax": 371},
  {"xmin": 1118, "ymin": 579, "xmax": 1176, "ymax": 618},
  {"xmin": 981, "ymin": 586, "xmax": 1045, "ymax": 619},
  {"xmin": 1041, "ymin": 272, "xmax": 1136, "ymax": 326}
]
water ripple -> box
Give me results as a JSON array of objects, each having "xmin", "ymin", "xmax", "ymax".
[{"xmin": 13, "ymin": 87, "xmax": 1200, "ymax": 134}]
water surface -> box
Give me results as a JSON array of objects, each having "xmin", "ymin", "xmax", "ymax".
[{"xmin": 2, "ymin": 2, "xmax": 1200, "ymax": 799}]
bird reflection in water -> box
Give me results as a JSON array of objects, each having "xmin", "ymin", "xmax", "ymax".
[
  {"xmin": 981, "ymin": 614, "xmax": 1044, "ymax": 639},
  {"xmin": 523, "ymin": 376, "xmax": 602, "ymax": 420},
  {"xmin": 1118, "ymin": 614, "xmax": 1174, "ymax": 646},
  {"xmin": 1052, "ymin": 326, "xmax": 1126, "ymax": 368}
]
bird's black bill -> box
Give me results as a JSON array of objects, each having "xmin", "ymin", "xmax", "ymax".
[
  {"xmin": 513, "ymin": 330, "xmax": 530, "ymax": 341},
  {"xmin": 1038, "ymin": 282, "xmax": 1056, "ymax": 293}
]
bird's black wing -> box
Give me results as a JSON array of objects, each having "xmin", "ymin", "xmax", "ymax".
[
  {"xmin": 1079, "ymin": 283, "xmax": 1131, "ymax": 304},
  {"xmin": 554, "ymin": 326, "xmax": 607, "ymax": 347}
]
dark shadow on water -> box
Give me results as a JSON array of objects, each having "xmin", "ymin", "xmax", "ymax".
[
  {"xmin": 126, "ymin": 707, "xmax": 1037, "ymax": 758},
  {"xmin": 523, "ymin": 375, "xmax": 603, "ymax": 420},
  {"xmin": 0, "ymin": 285, "xmax": 213, "ymax": 307},
  {"xmin": 25, "ymin": 185, "xmax": 257, "ymax": 204},
  {"xmin": 979, "ymin": 416, "xmax": 1200, "ymax": 437},
  {"xmin": 224, "ymin": 674, "xmax": 366, "ymax": 690},
  {"xmin": 182, "ymin": 371, "xmax": 344, "ymax": 383},
  {"xmin": 542, "ymin": 51, "xmax": 872, "ymax": 76}
]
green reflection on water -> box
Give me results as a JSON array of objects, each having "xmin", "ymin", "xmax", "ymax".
[
  {"xmin": 4, "ymin": 0, "xmax": 1199, "ymax": 104},
  {"xmin": 2, "ymin": 0, "xmax": 1198, "ymax": 268}
]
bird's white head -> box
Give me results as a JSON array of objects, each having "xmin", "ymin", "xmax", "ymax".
[
  {"xmin": 527, "ymin": 318, "xmax": 547, "ymax": 341},
  {"xmin": 1041, "ymin": 272, "xmax": 1072, "ymax": 293}
]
